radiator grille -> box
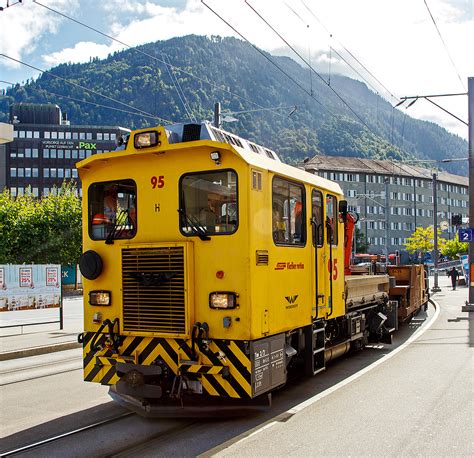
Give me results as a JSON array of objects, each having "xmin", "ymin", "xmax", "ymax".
[{"xmin": 122, "ymin": 246, "xmax": 186, "ymax": 334}]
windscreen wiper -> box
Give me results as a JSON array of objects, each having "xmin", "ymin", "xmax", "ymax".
[
  {"xmin": 178, "ymin": 208, "xmax": 211, "ymax": 241},
  {"xmin": 105, "ymin": 210, "xmax": 128, "ymax": 245}
]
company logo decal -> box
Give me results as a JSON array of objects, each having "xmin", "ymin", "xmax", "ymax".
[
  {"xmin": 285, "ymin": 295, "xmax": 299, "ymax": 309},
  {"xmin": 274, "ymin": 262, "xmax": 305, "ymax": 271}
]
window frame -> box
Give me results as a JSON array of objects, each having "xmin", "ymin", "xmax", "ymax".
[
  {"xmin": 272, "ymin": 175, "xmax": 306, "ymax": 247},
  {"xmin": 178, "ymin": 168, "xmax": 239, "ymax": 238},
  {"xmin": 311, "ymin": 189, "xmax": 324, "ymax": 247},
  {"xmin": 88, "ymin": 179, "xmax": 138, "ymax": 241},
  {"xmin": 326, "ymin": 194, "xmax": 338, "ymax": 245}
]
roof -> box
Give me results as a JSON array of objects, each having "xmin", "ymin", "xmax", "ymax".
[
  {"xmin": 78, "ymin": 122, "xmax": 343, "ymax": 195},
  {"xmin": 302, "ymin": 155, "xmax": 468, "ymax": 186}
]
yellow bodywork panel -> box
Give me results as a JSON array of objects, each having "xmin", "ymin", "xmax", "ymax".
[{"xmin": 78, "ymin": 125, "xmax": 346, "ymax": 344}]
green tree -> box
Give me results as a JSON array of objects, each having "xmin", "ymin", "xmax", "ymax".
[
  {"xmin": 0, "ymin": 183, "xmax": 82, "ymax": 265},
  {"xmin": 441, "ymin": 234, "xmax": 468, "ymax": 260},
  {"xmin": 355, "ymin": 227, "xmax": 369, "ymax": 253},
  {"xmin": 404, "ymin": 226, "xmax": 445, "ymax": 262}
]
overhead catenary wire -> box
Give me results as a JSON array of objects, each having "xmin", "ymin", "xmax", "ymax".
[
  {"xmin": 35, "ymin": 88, "xmax": 163, "ymax": 121},
  {"xmin": 31, "ymin": 0, "xmax": 272, "ymax": 114},
  {"xmin": 200, "ymin": 0, "xmax": 329, "ymax": 115},
  {"xmin": 0, "ymin": 53, "xmax": 172, "ymax": 124},
  {"xmin": 299, "ymin": 0, "xmax": 399, "ymax": 103},
  {"xmin": 162, "ymin": 53, "xmax": 197, "ymax": 123},
  {"xmin": 244, "ymin": 0, "xmax": 375, "ymax": 132},
  {"xmin": 423, "ymin": 0, "xmax": 466, "ymax": 91}
]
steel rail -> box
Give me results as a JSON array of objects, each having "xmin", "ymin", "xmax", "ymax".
[{"xmin": 1, "ymin": 412, "xmax": 133, "ymax": 456}]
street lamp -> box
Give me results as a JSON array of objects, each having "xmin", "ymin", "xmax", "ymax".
[{"xmin": 432, "ymin": 172, "xmax": 441, "ymax": 292}]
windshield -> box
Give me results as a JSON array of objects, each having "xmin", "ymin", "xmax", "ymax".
[
  {"xmin": 179, "ymin": 170, "xmax": 238, "ymax": 236},
  {"xmin": 88, "ymin": 180, "xmax": 137, "ymax": 240}
]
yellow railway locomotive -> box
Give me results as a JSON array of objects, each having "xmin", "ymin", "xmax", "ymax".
[{"xmin": 78, "ymin": 122, "xmax": 422, "ymax": 416}]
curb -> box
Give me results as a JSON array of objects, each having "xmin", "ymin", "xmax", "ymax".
[{"xmin": 0, "ymin": 341, "xmax": 81, "ymax": 361}]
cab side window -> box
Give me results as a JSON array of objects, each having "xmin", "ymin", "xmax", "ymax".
[
  {"xmin": 272, "ymin": 177, "xmax": 305, "ymax": 246},
  {"xmin": 326, "ymin": 194, "xmax": 338, "ymax": 245},
  {"xmin": 312, "ymin": 190, "xmax": 323, "ymax": 247}
]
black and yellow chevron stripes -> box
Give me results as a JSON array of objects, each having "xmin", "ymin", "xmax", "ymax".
[{"xmin": 82, "ymin": 332, "xmax": 252, "ymax": 398}]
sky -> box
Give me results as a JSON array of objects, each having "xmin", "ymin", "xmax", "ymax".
[{"xmin": 0, "ymin": 0, "xmax": 472, "ymax": 141}]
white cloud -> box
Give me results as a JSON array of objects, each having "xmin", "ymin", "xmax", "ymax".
[
  {"xmin": 42, "ymin": 41, "xmax": 122, "ymax": 66},
  {"xmin": 0, "ymin": 0, "xmax": 78, "ymax": 65}
]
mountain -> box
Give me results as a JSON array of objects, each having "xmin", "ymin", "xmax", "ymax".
[{"xmin": 0, "ymin": 35, "xmax": 468, "ymax": 174}]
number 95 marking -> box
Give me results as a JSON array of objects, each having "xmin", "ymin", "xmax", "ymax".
[{"xmin": 151, "ymin": 176, "xmax": 164, "ymax": 189}]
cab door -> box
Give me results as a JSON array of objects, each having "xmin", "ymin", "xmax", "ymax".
[{"xmin": 310, "ymin": 189, "xmax": 327, "ymax": 319}]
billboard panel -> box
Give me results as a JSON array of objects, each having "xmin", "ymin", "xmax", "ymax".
[{"xmin": 0, "ymin": 264, "xmax": 61, "ymax": 312}]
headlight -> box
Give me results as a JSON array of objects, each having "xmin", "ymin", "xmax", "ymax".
[
  {"xmin": 89, "ymin": 290, "xmax": 111, "ymax": 306},
  {"xmin": 209, "ymin": 292, "xmax": 237, "ymax": 309},
  {"xmin": 134, "ymin": 131, "xmax": 159, "ymax": 148}
]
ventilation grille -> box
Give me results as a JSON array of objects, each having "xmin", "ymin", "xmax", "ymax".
[
  {"xmin": 122, "ymin": 246, "xmax": 186, "ymax": 334},
  {"xmin": 256, "ymin": 250, "xmax": 269, "ymax": 266}
]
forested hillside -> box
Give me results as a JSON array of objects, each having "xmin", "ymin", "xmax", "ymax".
[{"xmin": 0, "ymin": 35, "xmax": 467, "ymax": 173}]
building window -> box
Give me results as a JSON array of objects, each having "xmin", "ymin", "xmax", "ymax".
[
  {"xmin": 25, "ymin": 148, "xmax": 31, "ymax": 158},
  {"xmin": 103, "ymin": 133, "xmax": 110, "ymax": 140},
  {"xmin": 111, "ymin": 133, "xmax": 116, "ymax": 140},
  {"xmin": 73, "ymin": 132, "xmax": 78, "ymax": 140},
  {"xmin": 43, "ymin": 149, "xmax": 50, "ymax": 158},
  {"xmin": 44, "ymin": 168, "xmax": 49, "ymax": 178},
  {"xmin": 18, "ymin": 130, "xmax": 25, "ymax": 138},
  {"xmin": 65, "ymin": 169, "xmax": 71, "ymax": 178},
  {"xmin": 72, "ymin": 169, "xmax": 78, "ymax": 178},
  {"xmin": 32, "ymin": 148, "xmax": 38, "ymax": 158},
  {"xmin": 72, "ymin": 150, "xmax": 78, "ymax": 159},
  {"xmin": 10, "ymin": 168, "xmax": 17, "ymax": 177},
  {"xmin": 58, "ymin": 168, "xmax": 64, "ymax": 178},
  {"xmin": 86, "ymin": 132, "xmax": 92, "ymax": 140},
  {"xmin": 65, "ymin": 132, "xmax": 72, "ymax": 139},
  {"xmin": 32, "ymin": 188, "xmax": 39, "ymax": 197},
  {"xmin": 11, "ymin": 187, "xmax": 17, "ymax": 197},
  {"xmin": 97, "ymin": 132, "xmax": 103, "ymax": 140},
  {"xmin": 50, "ymin": 149, "xmax": 57, "ymax": 159},
  {"xmin": 65, "ymin": 150, "xmax": 71, "ymax": 159},
  {"xmin": 51, "ymin": 131, "xmax": 58, "ymax": 139},
  {"xmin": 50, "ymin": 168, "xmax": 57, "ymax": 178},
  {"xmin": 18, "ymin": 168, "xmax": 24, "ymax": 178},
  {"xmin": 44, "ymin": 131, "xmax": 51, "ymax": 139},
  {"xmin": 32, "ymin": 168, "xmax": 39, "ymax": 177},
  {"xmin": 26, "ymin": 131, "xmax": 32, "ymax": 138},
  {"xmin": 25, "ymin": 168, "xmax": 31, "ymax": 178}
]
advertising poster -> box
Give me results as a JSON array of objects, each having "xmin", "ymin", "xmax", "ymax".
[{"xmin": 0, "ymin": 265, "xmax": 61, "ymax": 312}]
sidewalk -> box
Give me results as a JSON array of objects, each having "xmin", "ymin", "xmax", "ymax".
[{"xmin": 0, "ymin": 296, "xmax": 83, "ymax": 361}]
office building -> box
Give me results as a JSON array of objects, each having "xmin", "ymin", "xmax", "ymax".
[{"xmin": 0, "ymin": 103, "xmax": 129, "ymax": 197}]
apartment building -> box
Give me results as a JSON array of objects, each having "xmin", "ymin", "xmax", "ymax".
[{"xmin": 301, "ymin": 156, "xmax": 468, "ymax": 256}]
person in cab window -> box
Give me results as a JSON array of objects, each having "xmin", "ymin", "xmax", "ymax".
[
  {"xmin": 294, "ymin": 200, "xmax": 303, "ymax": 241},
  {"xmin": 326, "ymin": 215, "xmax": 335, "ymax": 244},
  {"xmin": 199, "ymin": 196, "xmax": 218, "ymax": 229},
  {"xmin": 104, "ymin": 186, "xmax": 118, "ymax": 224},
  {"xmin": 273, "ymin": 203, "xmax": 286, "ymax": 242}
]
